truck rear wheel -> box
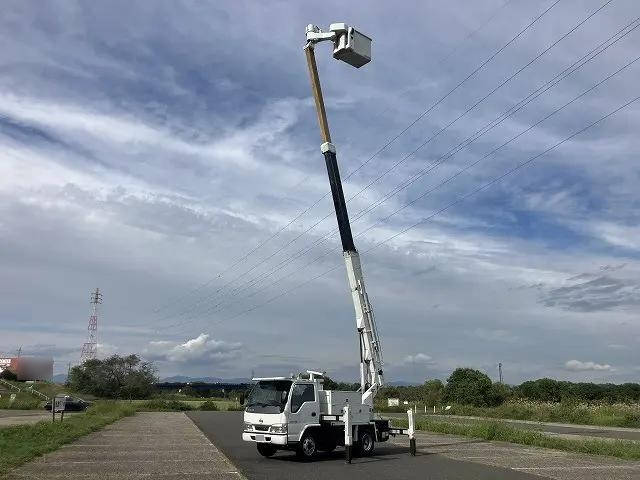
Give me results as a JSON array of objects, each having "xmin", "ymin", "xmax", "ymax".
[
  {"xmin": 296, "ymin": 432, "xmax": 318, "ymax": 460},
  {"xmin": 256, "ymin": 443, "xmax": 277, "ymax": 457},
  {"xmin": 358, "ymin": 429, "xmax": 375, "ymax": 457}
]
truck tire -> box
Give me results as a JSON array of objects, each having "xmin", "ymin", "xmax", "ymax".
[
  {"xmin": 358, "ymin": 429, "xmax": 375, "ymax": 457},
  {"xmin": 296, "ymin": 432, "xmax": 318, "ymax": 460},
  {"xmin": 256, "ymin": 443, "xmax": 277, "ymax": 457}
]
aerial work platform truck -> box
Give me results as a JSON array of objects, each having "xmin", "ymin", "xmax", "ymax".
[{"xmin": 242, "ymin": 22, "xmax": 415, "ymax": 461}]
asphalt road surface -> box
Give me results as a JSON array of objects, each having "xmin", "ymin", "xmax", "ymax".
[{"xmin": 187, "ymin": 411, "xmax": 544, "ymax": 480}]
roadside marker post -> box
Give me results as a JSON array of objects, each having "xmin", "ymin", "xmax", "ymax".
[
  {"xmin": 408, "ymin": 409, "xmax": 416, "ymax": 456},
  {"xmin": 54, "ymin": 395, "xmax": 66, "ymax": 422},
  {"xmin": 344, "ymin": 403, "xmax": 352, "ymax": 464}
]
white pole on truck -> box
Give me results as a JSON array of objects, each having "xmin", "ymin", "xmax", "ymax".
[
  {"xmin": 408, "ymin": 409, "xmax": 416, "ymax": 456},
  {"xmin": 344, "ymin": 403, "xmax": 352, "ymax": 463}
]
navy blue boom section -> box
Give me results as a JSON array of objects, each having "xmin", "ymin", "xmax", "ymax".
[{"xmin": 323, "ymin": 150, "xmax": 356, "ymax": 253}]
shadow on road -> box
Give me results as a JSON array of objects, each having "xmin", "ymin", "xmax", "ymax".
[{"xmin": 266, "ymin": 444, "xmax": 428, "ymax": 464}]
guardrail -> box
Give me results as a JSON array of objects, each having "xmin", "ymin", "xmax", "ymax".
[
  {"xmin": 0, "ymin": 378, "xmax": 22, "ymax": 392},
  {"xmin": 26, "ymin": 385, "xmax": 49, "ymax": 400}
]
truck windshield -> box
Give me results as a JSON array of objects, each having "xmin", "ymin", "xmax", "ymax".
[{"xmin": 245, "ymin": 380, "xmax": 293, "ymax": 414}]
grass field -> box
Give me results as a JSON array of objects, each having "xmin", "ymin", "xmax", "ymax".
[
  {"xmin": 445, "ymin": 400, "xmax": 640, "ymax": 428},
  {"xmin": 0, "ymin": 401, "xmax": 135, "ymax": 477},
  {"xmin": 132, "ymin": 398, "xmax": 242, "ymax": 411},
  {"xmin": 0, "ymin": 381, "xmax": 92, "ymax": 410},
  {"xmin": 392, "ymin": 416, "xmax": 640, "ymax": 460}
]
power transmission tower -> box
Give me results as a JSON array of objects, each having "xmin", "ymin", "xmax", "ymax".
[{"xmin": 80, "ymin": 288, "xmax": 102, "ymax": 363}]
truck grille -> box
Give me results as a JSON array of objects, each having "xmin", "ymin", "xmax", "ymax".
[{"xmin": 254, "ymin": 424, "xmax": 269, "ymax": 432}]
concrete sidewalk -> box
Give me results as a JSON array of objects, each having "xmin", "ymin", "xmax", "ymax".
[
  {"xmin": 4, "ymin": 412, "xmax": 244, "ymax": 480},
  {"xmin": 390, "ymin": 430, "xmax": 640, "ymax": 480}
]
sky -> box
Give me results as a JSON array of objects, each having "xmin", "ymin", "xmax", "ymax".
[{"xmin": 1, "ymin": 0, "xmax": 638, "ymax": 384}]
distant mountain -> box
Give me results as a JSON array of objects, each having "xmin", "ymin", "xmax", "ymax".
[
  {"xmin": 387, "ymin": 380, "xmax": 420, "ymax": 386},
  {"xmin": 159, "ymin": 375, "xmax": 251, "ymax": 384}
]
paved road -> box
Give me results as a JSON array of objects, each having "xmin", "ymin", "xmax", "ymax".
[
  {"xmin": 385, "ymin": 413, "xmax": 640, "ymax": 442},
  {"xmin": 5, "ymin": 412, "xmax": 241, "ymax": 480},
  {"xmin": 187, "ymin": 411, "xmax": 544, "ymax": 480}
]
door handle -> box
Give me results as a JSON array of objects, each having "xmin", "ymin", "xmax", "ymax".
[{"xmin": 311, "ymin": 412, "xmax": 316, "ymax": 417}]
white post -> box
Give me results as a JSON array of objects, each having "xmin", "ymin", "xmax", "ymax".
[
  {"xmin": 433, "ymin": 405, "xmax": 436, "ymax": 414},
  {"xmin": 407, "ymin": 409, "xmax": 416, "ymax": 456},
  {"xmin": 344, "ymin": 403, "xmax": 352, "ymax": 463}
]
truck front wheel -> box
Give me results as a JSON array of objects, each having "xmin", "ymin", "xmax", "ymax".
[
  {"xmin": 358, "ymin": 430, "xmax": 375, "ymax": 457},
  {"xmin": 296, "ymin": 432, "xmax": 318, "ymax": 460},
  {"xmin": 256, "ymin": 443, "xmax": 277, "ymax": 457}
]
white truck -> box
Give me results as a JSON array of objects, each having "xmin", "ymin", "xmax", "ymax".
[
  {"xmin": 242, "ymin": 371, "xmax": 395, "ymax": 459},
  {"xmin": 242, "ymin": 23, "xmax": 412, "ymax": 460}
]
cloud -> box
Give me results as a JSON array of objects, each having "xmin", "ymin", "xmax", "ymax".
[
  {"xmin": 564, "ymin": 360, "xmax": 612, "ymax": 372},
  {"xmin": 144, "ymin": 334, "xmax": 242, "ymax": 365},
  {"xmin": 1, "ymin": 1, "xmax": 640, "ymax": 384},
  {"xmin": 539, "ymin": 274, "xmax": 640, "ymax": 312},
  {"xmin": 607, "ymin": 344, "xmax": 629, "ymax": 350},
  {"xmin": 403, "ymin": 353, "xmax": 435, "ymax": 365},
  {"xmin": 469, "ymin": 328, "xmax": 519, "ymax": 343}
]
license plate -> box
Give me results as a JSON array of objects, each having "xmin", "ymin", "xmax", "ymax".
[{"xmin": 256, "ymin": 434, "xmax": 265, "ymax": 442}]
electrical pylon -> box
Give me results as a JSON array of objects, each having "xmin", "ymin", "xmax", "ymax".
[{"xmin": 80, "ymin": 288, "xmax": 102, "ymax": 363}]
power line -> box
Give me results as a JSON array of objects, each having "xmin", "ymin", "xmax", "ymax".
[
  {"xmin": 148, "ymin": 0, "xmax": 563, "ymax": 321},
  {"xmin": 210, "ymin": 54, "xmax": 640, "ymax": 324},
  {"xmin": 152, "ymin": 52, "xmax": 639, "ymax": 334},
  {"xmin": 151, "ymin": 1, "xmax": 515, "ymax": 318},
  {"xmin": 148, "ymin": 2, "xmax": 619, "ymax": 328},
  {"xmin": 219, "ymin": 94, "xmax": 639, "ymax": 325}
]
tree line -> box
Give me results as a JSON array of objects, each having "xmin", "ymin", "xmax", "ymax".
[
  {"xmin": 65, "ymin": 356, "xmax": 640, "ymax": 406},
  {"xmin": 378, "ymin": 368, "xmax": 640, "ymax": 407}
]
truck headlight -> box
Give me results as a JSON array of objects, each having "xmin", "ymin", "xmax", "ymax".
[
  {"xmin": 269, "ymin": 423, "xmax": 287, "ymax": 434},
  {"xmin": 244, "ymin": 422, "xmax": 253, "ymax": 431}
]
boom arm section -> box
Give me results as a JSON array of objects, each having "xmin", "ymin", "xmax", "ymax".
[
  {"xmin": 305, "ymin": 42, "xmax": 384, "ymax": 407},
  {"xmin": 344, "ymin": 250, "xmax": 384, "ymax": 406}
]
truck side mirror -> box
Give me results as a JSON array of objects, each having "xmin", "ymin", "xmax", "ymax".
[{"xmin": 239, "ymin": 394, "xmax": 245, "ymax": 406}]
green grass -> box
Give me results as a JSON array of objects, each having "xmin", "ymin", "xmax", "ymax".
[
  {"xmin": 392, "ymin": 417, "xmax": 640, "ymax": 460},
  {"xmin": 133, "ymin": 398, "xmax": 242, "ymax": 412},
  {"xmin": 0, "ymin": 401, "xmax": 135, "ymax": 477},
  {"xmin": 0, "ymin": 392, "xmax": 42, "ymax": 410},
  {"xmin": 198, "ymin": 400, "xmax": 219, "ymax": 411},
  {"xmin": 446, "ymin": 400, "xmax": 640, "ymax": 429},
  {"xmin": 0, "ymin": 381, "xmax": 94, "ymax": 410},
  {"xmin": 134, "ymin": 399, "xmax": 195, "ymax": 411}
]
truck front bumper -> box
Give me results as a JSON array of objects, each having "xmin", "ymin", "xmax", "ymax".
[{"xmin": 242, "ymin": 432, "xmax": 288, "ymax": 445}]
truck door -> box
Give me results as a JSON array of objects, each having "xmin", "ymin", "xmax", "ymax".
[{"xmin": 287, "ymin": 383, "xmax": 318, "ymax": 442}]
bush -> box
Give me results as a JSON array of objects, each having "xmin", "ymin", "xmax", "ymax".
[
  {"xmin": 199, "ymin": 400, "xmax": 219, "ymax": 411},
  {"xmin": 67, "ymin": 355, "xmax": 157, "ymax": 399},
  {"xmin": 136, "ymin": 399, "xmax": 193, "ymax": 411},
  {"xmin": 226, "ymin": 404, "xmax": 244, "ymax": 411},
  {"xmin": 487, "ymin": 382, "xmax": 512, "ymax": 407},
  {"xmin": 444, "ymin": 368, "xmax": 493, "ymax": 407},
  {"xmin": 0, "ymin": 369, "xmax": 18, "ymax": 381}
]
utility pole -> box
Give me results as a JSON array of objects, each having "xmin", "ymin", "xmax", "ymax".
[
  {"xmin": 80, "ymin": 288, "xmax": 102, "ymax": 363},
  {"xmin": 498, "ymin": 362, "xmax": 503, "ymax": 384}
]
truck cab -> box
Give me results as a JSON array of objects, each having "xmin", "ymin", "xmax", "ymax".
[
  {"xmin": 242, "ymin": 373, "xmax": 389, "ymax": 459},
  {"xmin": 243, "ymin": 377, "xmax": 320, "ymax": 455}
]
